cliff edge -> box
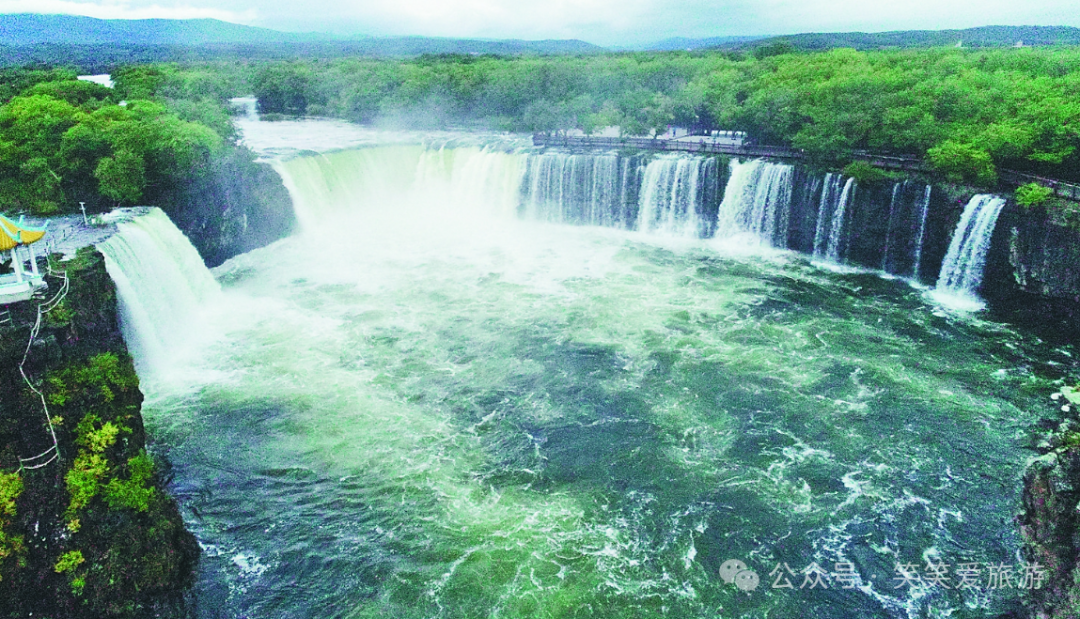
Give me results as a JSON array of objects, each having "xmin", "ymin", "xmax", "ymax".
[{"xmin": 0, "ymin": 247, "xmax": 198, "ymax": 618}]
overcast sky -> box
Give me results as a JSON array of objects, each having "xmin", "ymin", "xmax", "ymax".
[{"xmin": 2, "ymin": 0, "xmax": 1079, "ymax": 45}]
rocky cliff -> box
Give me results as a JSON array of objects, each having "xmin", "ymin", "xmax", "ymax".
[
  {"xmin": 156, "ymin": 146, "xmax": 295, "ymax": 268},
  {"xmin": 1020, "ymin": 399, "xmax": 1080, "ymax": 619},
  {"xmin": 1010, "ymin": 217, "xmax": 1080, "ymax": 300},
  {"xmin": 0, "ymin": 248, "xmax": 198, "ymax": 618},
  {"xmin": 978, "ymin": 199, "xmax": 1080, "ymax": 342}
]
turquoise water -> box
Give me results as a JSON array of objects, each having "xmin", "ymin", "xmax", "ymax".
[{"xmin": 127, "ymin": 141, "xmax": 1074, "ymax": 619}]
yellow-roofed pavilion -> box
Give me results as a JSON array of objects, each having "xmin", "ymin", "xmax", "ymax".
[{"xmin": 0, "ymin": 214, "xmax": 48, "ymax": 304}]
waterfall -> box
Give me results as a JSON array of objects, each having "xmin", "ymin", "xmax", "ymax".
[
  {"xmin": 273, "ymin": 147, "xmax": 981, "ymax": 298},
  {"xmin": 620, "ymin": 156, "xmax": 642, "ymax": 229},
  {"xmin": 281, "ymin": 147, "xmax": 735, "ymax": 241},
  {"xmin": 637, "ymin": 156, "xmax": 709, "ymax": 237},
  {"xmin": 521, "ymin": 152, "xmax": 631, "ymax": 227},
  {"xmin": 713, "ymin": 159, "xmax": 794, "ymax": 245},
  {"xmin": 912, "ymin": 185, "xmax": 932, "ymax": 280},
  {"xmin": 97, "ymin": 208, "xmax": 220, "ymax": 377},
  {"xmin": 935, "ymin": 194, "xmax": 1006, "ymax": 304},
  {"xmin": 813, "ymin": 174, "xmax": 842, "ymax": 258},
  {"xmin": 813, "ymin": 175, "xmax": 855, "ymax": 262},
  {"xmin": 276, "ymin": 145, "xmax": 527, "ymax": 231},
  {"xmin": 420, "ymin": 146, "xmax": 527, "ymax": 220},
  {"xmin": 881, "ymin": 182, "xmax": 904, "ymax": 272},
  {"xmin": 880, "ymin": 181, "xmax": 933, "ymax": 280},
  {"xmin": 519, "ymin": 151, "xmax": 718, "ymax": 237},
  {"xmin": 828, "ymin": 178, "xmax": 856, "ymax": 262}
]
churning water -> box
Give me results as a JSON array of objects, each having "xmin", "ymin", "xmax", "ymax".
[{"xmin": 118, "ymin": 123, "xmax": 1074, "ymax": 619}]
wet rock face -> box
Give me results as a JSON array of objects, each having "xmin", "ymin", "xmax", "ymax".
[
  {"xmin": 1021, "ymin": 447, "xmax": 1080, "ymax": 618},
  {"xmin": 157, "ymin": 147, "xmax": 295, "ymax": 268},
  {"xmin": 0, "ymin": 248, "xmax": 198, "ymax": 619},
  {"xmin": 1009, "ymin": 217, "xmax": 1080, "ymax": 301}
]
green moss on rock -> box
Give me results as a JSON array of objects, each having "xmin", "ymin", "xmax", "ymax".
[{"xmin": 0, "ymin": 471, "xmax": 25, "ymax": 581}]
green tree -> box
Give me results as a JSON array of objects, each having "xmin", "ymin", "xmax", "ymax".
[
  {"xmin": 1016, "ymin": 182, "xmax": 1053, "ymax": 208},
  {"xmin": 25, "ymin": 80, "xmax": 113, "ymax": 107},
  {"xmin": 94, "ymin": 150, "xmax": 145, "ymax": 205},
  {"xmin": 522, "ymin": 99, "xmax": 566, "ymax": 133},
  {"xmin": 252, "ymin": 63, "xmax": 314, "ymax": 116},
  {"xmin": 111, "ymin": 66, "xmax": 166, "ymax": 101},
  {"xmin": 928, "ymin": 140, "xmax": 997, "ymax": 185}
]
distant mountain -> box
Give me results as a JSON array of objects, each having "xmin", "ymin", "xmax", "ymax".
[
  {"xmin": 730, "ymin": 25, "xmax": 1080, "ymax": 52},
  {"xmin": 634, "ymin": 35, "xmax": 766, "ymax": 51},
  {"xmin": 337, "ymin": 36, "xmax": 603, "ymax": 56},
  {"xmin": 0, "ymin": 14, "xmax": 321, "ymax": 46},
  {"xmin": 0, "ymin": 14, "xmax": 605, "ymax": 70}
]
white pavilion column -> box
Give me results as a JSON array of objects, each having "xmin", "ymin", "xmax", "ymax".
[
  {"xmin": 11, "ymin": 248, "xmax": 24, "ymax": 283},
  {"xmin": 27, "ymin": 243, "xmax": 39, "ymax": 277}
]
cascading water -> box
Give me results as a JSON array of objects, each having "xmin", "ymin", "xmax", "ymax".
[
  {"xmin": 636, "ymin": 155, "xmax": 710, "ymax": 237},
  {"xmin": 121, "ymin": 127, "xmax": 1071, "ymax": 619},
  {"xmin": 520, "ymin": 152, "xmax": 637, "ymax": 227},
  {"xmin": 275, "ymin": 145, "xmax": 527, "ymax": 231},
  {"xmin": 813, "ymin": 174, "xmax": 843, "ymax": 258},
  {"xmin": 880, "ymin": 181, "xmax": 934, "ymax": 280},
  {"xmin": 912, "ymin": 185, "xmax": 932, "ymax": 280},
  {"xmin": 97, "ymin": 208, "xmax": 220, "ymax": 378},
  {"xmin": 418, "ymin": 145, "xmax": 527, "ymax": 219},
  {"xmin": 520, "ymin": 151, "xmax": 722, "ymax": 237},
  {"xmin": 813, "ymin": 175, "xmax": 856, "ymax": 262},
  {"xmin": 827, "ymin": 178, "xmax": 855, "ymax": 262},
  {"xmin": 713, "ymin": 158, "xmax": 794, "ymax": 245},
  {"xmin": 934, "ymin": 194, "xmax": 1007, "ymax": 308},
  {"xmin": 881, "ymin": 182, "xmax": 904, "ymax": 272}
]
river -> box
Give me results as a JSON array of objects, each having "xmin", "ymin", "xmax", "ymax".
[{"xmin": 100, "ymin": 119, "xmax": 1076, "ymax": 618}]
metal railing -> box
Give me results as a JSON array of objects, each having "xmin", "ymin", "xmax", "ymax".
[
  {"xmin": 1000, "ymin": 169, "xmax": 1080, "ymax": 201},
  {"xmin": 531, "ymin": 134, "xmax": 807, "ymax": 159}
]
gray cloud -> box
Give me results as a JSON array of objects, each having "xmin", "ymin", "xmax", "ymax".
[{"xmin": 5, "ymin": 0, "xmax": 1080, "ymax": 46}]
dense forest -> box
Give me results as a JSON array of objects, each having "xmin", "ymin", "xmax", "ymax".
[
  {"xmin": 141, "ymin": 46, "xmax": 1080, "ymax": 186},
  {"xmin": 4, "ymin": 44, "xmax": 1080, "ymax": 217},
  {"xmin": 737, "ymin": 25, "xmax": 1080, "ymax": 52},
  {"xmin": 0, "ymin": 65, "xmax": 269, "ymax": 217}
]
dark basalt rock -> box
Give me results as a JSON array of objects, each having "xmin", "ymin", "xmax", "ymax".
[
  {"xmin": 1020, "ymin": 445, "xmax": 1080, "ymax": 619},
  {"xmin": 1008, "ymin": 216, "xmax": 1080, "ymax": 300},
  {"xmin": 156, "ymin": 146, "xmax": 295, "ymax": 268},
  {"xmin": 0, "ymin": 248, "xmax": 198, "ymax": 618}
]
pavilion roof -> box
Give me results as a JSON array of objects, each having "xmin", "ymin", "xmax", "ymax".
[{"xmin": 0, "ymin": 214, "xmax": 46, "ymax": 251}]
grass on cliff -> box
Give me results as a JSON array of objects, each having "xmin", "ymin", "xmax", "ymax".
[
  {"xmin": 1016, "ymin": 183, "xmax": 1080, "ymax": 231},
  {"xmin": 0, "ymin": 472, "xmax": 24, "ymax": 581}
]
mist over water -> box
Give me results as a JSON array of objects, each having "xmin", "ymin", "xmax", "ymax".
[{"xmin": 117, "ymin": 123, "xmax": 1075, "ymax": 619}]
